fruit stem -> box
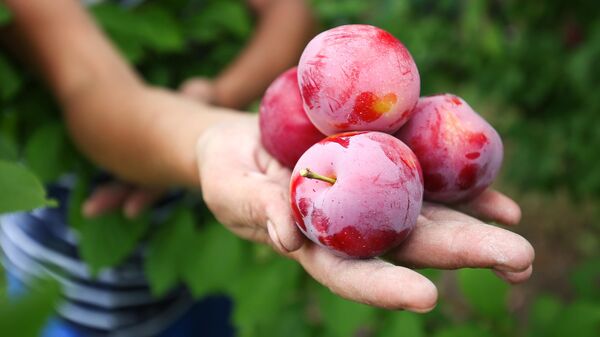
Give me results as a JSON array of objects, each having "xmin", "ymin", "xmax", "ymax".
[{"xmin": 299, "ymin": 168, "xmax": 336, "ymax": 185}]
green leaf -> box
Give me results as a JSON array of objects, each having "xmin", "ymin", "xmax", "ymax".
[
  {"xmin": 376, "ymin": 311, "xmax": 425, "ymax": 337},
  {"xmin": 262, "ymin": 304, "xmax": 311, "ymax": 337},
  {"xmin": 0, "ymin": 3, "xmax": 11, "ymax": 25},
  {"xmin": 78, "ymin": 212, "xmax": 149, "ymax": 273},
  {"xmin": 0, "ymin": 160, "xmax": 53, "ymax": 214},
  {"xmin": 0, "ymin": 279, "xmax": 60, "ymax": 337},
  {"xmin": 0, "ymin": 54, "xmax": 22, "ymax": 101},
  {"xmin": 527, "ymin": 294, "xmax": 562, "ymax": 337},
  {"xmin": 68, "ymin": 175, "xmax": 149, "ymax": 272},
  {"xmin": 433, "ymin": 324, "xmax": 492, "ymax": 337},
  {"xmin": 0, "ymin": 107, "xmax": 19, "ymax": 143},
  {"xmin": 313, "ymin": 0, "xmax": 369, "ymax": 22},
  {"xmin": 231, "ymin": 257, "xmax": 302, "ymax": 337},
  {"xmin": 546, "ymin": 301, "xmax": 600, "ymax": 337},
  {"xmin": 67, "ymin": 171, "xmax": 89, "ymax": 231},
  {"xmin": 317, "ymin": 283, "xmax": 377, "ymax": 337},
  {"xmin": 91, "ymin": 4, "xmax": 147, "ymax": 62},
  {"xmin": 457, "ymin": 269, "xmax": 508, "ymax": 318},
  {"xmin": 0, "ymin": 264, "xmax": 5, "ymax": 299},
  {"xmin": 107, "ymin": 32, "xmax": 146, "ymax": 63},
  {"xmin": 571, "ymin": 259, "xmax": 600, "ymax": 301},
  {"xmin": 417, "ymin": 268, "xmax": 442, "ymax": 281},
  {"xmin": 188, "ymin": 1, "xmax": 252, "ymax": 42},
  {"xmin": 24, "ymin": 123, "xmax": 67, "ymax": 183},
  {"xmin": 136, "ymin": 6, "xmax": 184, "ymax": 53},
  {"xmin": 144, "ymin": 208, "xmax": 196, "ymax": 296},
  {"xmin": 0, "ymin": 134, "xmax": 18, "ymax": 161},
  {"xmin": 183, "ymin": 221, "xmax": 244, "ymax": 297},
  {"xmin": 92, "ymin": 4, "xmax": 183, "ymax": 57}
]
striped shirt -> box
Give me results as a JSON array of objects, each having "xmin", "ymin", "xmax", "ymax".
[{"xmin": 1, "ymin": 178, "xmax": 194, "ymax": 336}]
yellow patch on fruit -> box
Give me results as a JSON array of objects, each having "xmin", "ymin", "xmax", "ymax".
[
  {"xmin": 373, "ymin": 93, "xmax": 398, "ymax": 114},
  {"xmin": 440, "ymin": 109, "xmax": 468, "ymax": 145}
]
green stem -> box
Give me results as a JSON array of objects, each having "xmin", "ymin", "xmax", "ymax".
[{"xmin": 299, "ymin": 168, "xmax": 336, "ymax": 185}]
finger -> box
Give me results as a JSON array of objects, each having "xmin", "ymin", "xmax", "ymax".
[
  {"xmin": 254, "ymin": 148, "xmax": 302, "ymax": 252},
  {"xmin": 179, "ymin": 78, "xmax": 214, "ymax": 103},
  {"xmin": 265, "ymin": 200, "xmax": 304, "ymax": 253},
  {"xmin": 82, "ymin": 183, "xmax": 132, "ymax": 218},
  {"xmin": 123, "ymin": 188, "xmax": 164, "ymax": 219},
  {"xmin": 201, "ymin": 164, "xmax": 303, "ymax": 253},
  {"xmin": 247, "ymin": 175, "xmax": 304, "ymax": 253},
  {"xmin": 493, "ymin": 265, "xmax": 533, "ymax": 284},
  {"xmin": 289, "ymin": 243, "xmax": 438, "ymax": 312},
  {"xmin": 254, "ymin": 144, "xmax": 292, "ymax": 185},
  {"xmin": 389, "ymin": 214, "xmax": 534, "ymax": 276},
  {"xmin": 231, "ymin": 225, "xmax": 270, "ymax": 245},
  {"xmin": 456, "ymin": 189, "xmax": 522, "ymax": 226}
]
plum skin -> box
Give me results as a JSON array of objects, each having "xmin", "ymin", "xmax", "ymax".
[
  {"xmin": 290, "ymin": 131, "xmax": 423, "ymax": 258},
  {"xmin": 395, "ymin": 94, "xmax": 503, "ymax": 203},
  {"xmin": 297, "ymin": 24, "xmax": 420, "ymax": 135},
  {"xmin": 259, "ymin": 67, "xmax": 325, "ymax": 168}
]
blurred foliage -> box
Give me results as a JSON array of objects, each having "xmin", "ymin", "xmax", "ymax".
[
  {"xmin": 0, "ymin": 279, "xmax": 60, "ymax": 337},
  {"xmin": 0, "ymin": 160, "xmax": 55, "ymax": 213},
  {"xmin": 0, "ymin": 0, "xmax": 599, "ymax": 337}
]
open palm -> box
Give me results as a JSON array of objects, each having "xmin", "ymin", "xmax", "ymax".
[{"xmin": 196, "ymin": 115, "xmax": 534, "ymax": 312}]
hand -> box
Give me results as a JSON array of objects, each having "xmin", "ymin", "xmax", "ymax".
[
  {"xmin": 82, "ymin": 181, "xmax": 164, "ymax": 219},
  {"xmin": 290, "ymin": 191, "xmax": 533, "ymax": 312},
  {"xmin": 179, "ymin": 77, "xmax": 216, "ymax": 105},
  {"xmin": 196, "ymin": 115, "xmax": 535, "ymax": 312},
  {"xmin": 196, "ymin": 114, "xmax": 304, "ymax": 251}
]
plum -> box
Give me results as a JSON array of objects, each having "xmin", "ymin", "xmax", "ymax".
[
  {"xmin": 259, "ymin": 67, "xmax": 325, "ymax": 168},
  {"xmin": 290, "ymin": 131, "xmax": 423, "ymax": 258},
  {"xmin": 297, "ymin": 24, "xmax": 420, "ymax": 135},
  {"xmin": 395, "ymin": 94, "xmax": 503, "ymax": 203}
]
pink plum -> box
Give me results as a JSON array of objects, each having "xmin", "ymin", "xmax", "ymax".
[
  {"xmin": 395, "ymin": 94, "xmax": 503, "ymax": 203},
  {"xmin": 297, "ymin": 24, "xmax": 420, "ymax": 135},
  {"xmin": 259, "ymin": 67, "xmax": 325, "ymax": 168},
  {"xmin": 290, "ymin": 131, "xmax": 423, "ymax": 258}
]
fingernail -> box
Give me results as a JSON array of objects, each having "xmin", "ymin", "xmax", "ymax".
[
  {"xmin": 493, "ymin": 265, "xmax": 533, "ymax": 284},
  {"xmin": 407, "ymin": 304, "xmax": 437, "ymax": 313},
  {"xmin": 267, "ymin": 220, "xmax": 288, "ymax": 253}
]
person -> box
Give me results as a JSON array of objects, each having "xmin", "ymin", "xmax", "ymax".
[{"xmin": 2, "ymin": 0, "xmax": 533, "ymax": 328}]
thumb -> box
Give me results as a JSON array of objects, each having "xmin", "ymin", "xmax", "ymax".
[
  {"xmin": 262, "ymin": 188, "xmax": 305, "ymax": 253},
  {"xmin": 245, "ymin": 176, "xmax": 304, "ymax": 253}
]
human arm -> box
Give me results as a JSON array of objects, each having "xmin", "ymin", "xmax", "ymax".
[
  {"xmin": 180, "ymin": 0, "xmax": 316, "ymax": 108},
  {"xmin": 3, "ymin": 0, "xmax": 241, "ymax": 187},
  {"xmin": 19, "ymin": 0, "xmax": 313, "ymax": 215}
]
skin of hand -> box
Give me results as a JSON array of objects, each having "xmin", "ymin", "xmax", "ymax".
[
  {"xmin": 6, "ymin": 0, "xmax": 313, "ymax": 216},
  {"xmin": 196, "ymin": 114, "xmax": 535, "ymax": 312},
  {"xmin": 215, "ymin": 0, "xmax": 316, "ymax": 109},
  {"xmin": 182, "ymin": 0, "xmax": 316, "ymax": 109},
  {"xmin": 82, "ymin": 182, "xmax": 164, "ymax": 219},
  {"xmin": 81, "ymin": 81, "xmax": 219, "ymax": 219},
  {"xmin": 179, "ymin": 77, "xmax": 216, "ymax": 106}
]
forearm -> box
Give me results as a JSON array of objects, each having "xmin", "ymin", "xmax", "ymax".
[
  {"xmin": 64, "ymin": 85, "xmax": 242, "ymax": 188},
  {"xmin": 4, "ymin": 0, "xmax": 141, "ymax": 102},
  {"xmin": 214, "ymin": 0, "xmax": 316, "ymax": 109},
  {"xmin": 4, "ymin": 0, "xmax": 240, "ymax": 187}
]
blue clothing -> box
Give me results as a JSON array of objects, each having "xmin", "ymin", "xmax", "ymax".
[
  {"xmin": 1, "ymin": 180, "xmax": 235, "ymax": 337},
  {"xmin": 8, "ymin": 272, "xmax": 233, "ymax": 337}
]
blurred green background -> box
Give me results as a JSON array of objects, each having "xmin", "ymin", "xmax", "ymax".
[{"xmin": 1, "ymin": 0, "xmax": 599, "ymax": 336}]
